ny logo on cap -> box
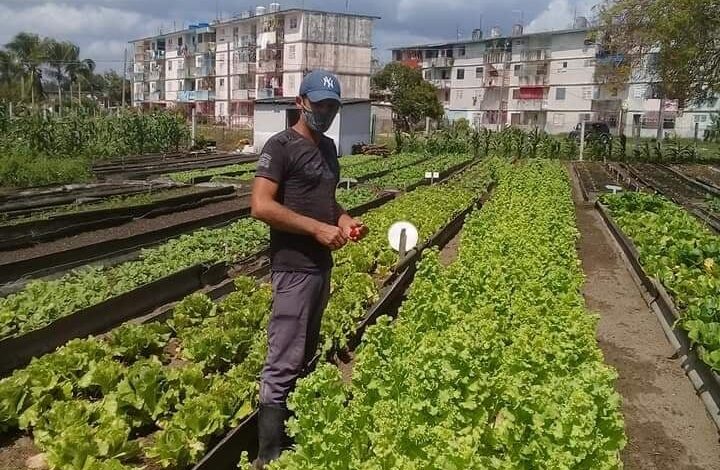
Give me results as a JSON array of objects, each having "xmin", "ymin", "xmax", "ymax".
[{"xmin": 322, "ymin": 76, "xmax": 335, "ymax": 89}]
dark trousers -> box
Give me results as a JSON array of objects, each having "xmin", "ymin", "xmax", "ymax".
[{"xmin": 259, "ymin": 270, "xmax": 331, "ymax": 405}]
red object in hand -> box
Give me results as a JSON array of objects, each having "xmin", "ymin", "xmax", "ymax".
[{"xmin": 349, "ymin": 227, "xmax": 362, "ymax": 241}]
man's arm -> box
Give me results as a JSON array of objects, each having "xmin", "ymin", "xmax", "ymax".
[{"xmin": 252, "ymin": 177, "xmax": 348, "ymax": 250}]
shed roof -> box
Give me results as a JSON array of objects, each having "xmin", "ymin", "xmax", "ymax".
[{"xmin": 254, "ymin": 97, "xmax": 371, "ymax": 106}]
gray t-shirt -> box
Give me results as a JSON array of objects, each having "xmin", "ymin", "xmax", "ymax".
[{"xmin": 255, "ymin": 128, "xmax": 340, "ymax": 272}]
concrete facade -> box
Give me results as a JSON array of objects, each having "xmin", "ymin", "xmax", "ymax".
[
  {"xmin": 392, "ymin": 26, "xmax": 719, "ymax": 139},
  {"xmin": 130, "ymin": 7, "xmax": 376, "ymax": 126}
]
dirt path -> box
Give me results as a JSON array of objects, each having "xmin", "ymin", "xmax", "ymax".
[{"xmin": 570, "ymin": 168, "xmax": 720, "ymax": 470}]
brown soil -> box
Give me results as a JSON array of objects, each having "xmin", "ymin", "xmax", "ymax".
[
  {"xmin": 0, "ymin": 435, "xmax": 40, "ymax": 470},
  {"xmin": 438, "ymin": 230, "xmax": 462, "ymax": 266},
  {"xmin": 570, "ymin": 166, "xmax": 720, "ymax": 469},
  {"xmin": 672, "ymin": 164, "xmax": 720, "ymax": 189},
  {"xmin": 0, "ymin": 192, "xmax": 251, "ymax": 265}
]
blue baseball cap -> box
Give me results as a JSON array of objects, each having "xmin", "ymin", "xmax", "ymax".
[{"xmin": 299, "ymin": 70, "xmax": 342, "ymax": 103}]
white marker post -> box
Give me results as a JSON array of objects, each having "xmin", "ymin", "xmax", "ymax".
[{"xmin": 579, "ymin": 121, "xmax": 586, "ymax": 161}]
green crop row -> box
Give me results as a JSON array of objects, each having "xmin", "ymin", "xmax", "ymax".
[
  {"xmin": 0, "ymin": 156, "xmax": 497, "ymax": 470},
  {"xmin": 261, "ymin": 161, "xmax": 625, "ymax": 469},
  {"xmin": 366, "ymin": 153, "xmax": 472, "ymax": 189},
  {"xmin": 602, "ymin": 192, "xmax": 720, "ymax": 370}
]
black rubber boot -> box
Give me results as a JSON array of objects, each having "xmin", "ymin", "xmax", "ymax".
[{"xmin": 253, "ymin": 403, "xmax": 292, "ymax": 469}]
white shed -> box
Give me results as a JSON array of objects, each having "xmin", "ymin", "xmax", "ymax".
[{"xmin": 253, "ymin": 98, "xmax": 372, "ymax": 155}]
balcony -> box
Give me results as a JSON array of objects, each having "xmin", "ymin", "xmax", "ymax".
[
  {"xmin": 133, "ymin": 72, "xmax": 145, "ymax": 81},
  {"xmin": 231, "ymin": 61, "xmax": 257, "ymax": 75},
  {"xmin": 196, "ymin": 42, "xmax": 216, "ymax": 54},
  {"xmin": 484, "ymin": 50, "xmax": 510, "ymax": 64},
  {"xmin": 177, "ymin": 90, "xmax": 216, "ymax": 102},
  {"xmin": 513, "ymin": 99, "xmax": 547, "ymax": 111},
  {"xmin": 176, "ymin": 67, "xmax": 193, "ymax": 79},
  {"xmin": 518, "ymin": 74, "xmax": 548, "ymax": 86},
  {"xmin": 148, "ymin": 69, "xmax": 162, "ymax": 81},
  {"xmin": 148, "ymin": 91, "xmax": 164, "ymax": 101},
  {"xmin": 426, "ymin": 57, "xmax": 454, "ymax": 68},
  {"xmin": 145, "ymin": 50, "xmax": 166, "ymax": 61},
  {"xmin": 257, "ymin": 88, "xmax": 283, "ymax": 99},
  {"xmin": 429, "ymin": 78, "xmax": 452, "ymax": 89},
  {"xmin": 232, "ymin": 89, "xmax": 256, "ymax": 100},
  {"xmin": 193, "ymin": 65, "xmax": 214, "ymax": 78},
  {"xmin": 520, "ymin": 49, "xmax": 550, "ymax": 62},
  {"xmin": 134, "ymin": 93, "xmax": 145, "ymax": 101},
  {"xmin": 257, "ymin": 59, "xmax": 282, "ymax": 74}
]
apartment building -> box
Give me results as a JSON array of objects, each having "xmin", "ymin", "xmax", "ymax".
[
  {"xmin": 392, "ymin": 22, "xmax": 719, "ymax": 138},
  {"xmin": 131, "ymin": 5, "xmax": 376, "ymax": 125}
]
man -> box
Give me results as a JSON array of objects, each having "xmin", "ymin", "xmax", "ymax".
[{"xmin": 250, "ymin": 70, "xmax": 368, "ymax": 466}]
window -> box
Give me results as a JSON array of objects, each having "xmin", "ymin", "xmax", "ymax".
[
  {"xmin": 514, "ymin": 64, "xmax": 522, "ymax": 76},
  {"xmin": 512, "ymin": 89, "xmax": 520, "ymax": 99},
  {"xmin": 424, "ymin": 70, "xmax": 431, "ymax": 80},
  {"xmin": 633, "ymin": 85, "xmax": 646, "ymax": 99},
  {"xmin": 579, "ymin": 113, "xmax": 592, "ymax": 122},
  {"xmin": 455, "ymin": 90, "xmax": 464, "ymax": 100},
  {"xmin": 458, "ymin": 46, "xmax": 466, "ymax": 57},
  {"xmin": 475, "ymin": 67, "xmax": 483, "ymax": 78},
  {"xmin": 288, "ymin": 75, "xmax": 296, "ymax": 90},
  {"xmin": 562, "ymin": 61, "xmax": 568, "ymax": 69},
  {"xmin": 584, "ymin": 59, "xmax": 595, "ymax": 67},
  {"xmin": 289, "ymin": 16, "xmax": 298, "ymax": 29},
  {"xmin": 695, "ymin": 115, "xmax": 708, "ymax": 123},
  {"xmin": 288, "ymin": 45, "xmax": 296, "ymax": 60},
  {"xmin": 456, "ymin": 68, "xmax": 465, "ymax": 80},
  {"xmin": 178, "ymin": 37, "xmax": 183, "ymax": 47},
  {"xmin": 553, "ymin": 113, "xmax": 565, "ymax": 126},
  {"xmin": 219, "ymin": 78, "xmax": 225, "ymax": 87},
  {"xmin": 582, "ymin": 87, "xmax": 593, "ymax": 100},
  {"xmin": 556, "ymin": 87, "xmax": 566, "ymax": 100}
]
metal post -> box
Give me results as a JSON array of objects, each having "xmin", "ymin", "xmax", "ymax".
[
  {"xmin": 694, "ymin": 122, "xmax": 700, "ymax": 142},
  {"xmin": 122, "ymin": 47, "xmax": 127, "ymax": 107},
  {"xmin": 370, "ymin": 113, "xmax": 377, "ymax": 144},
  {"xmin": 579, "ymin": 120, "xmax": 586, "ymax": 161},
  {"xmin": 657, "ymin": 96, "xmax": 665, "ymax": 141},
  {"xmin": 9, "ymin": 102, "xmax": 13, "ymax": 118},
  {"xmin": 191, "ymin": 108, "xmax": 197, "ymax": 147},
  {"xmin": 399, "ymin": 228, "xmax": 407, "ymax": 259}
]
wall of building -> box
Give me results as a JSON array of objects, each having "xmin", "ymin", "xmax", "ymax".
[{"xmin": 338, "ymin": 102, "xmax": 371, "ymax": 155}]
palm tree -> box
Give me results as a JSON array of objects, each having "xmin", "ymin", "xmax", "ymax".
[
  {"xmin": 66, "ymin": 57, "xmax": 95, "ymax": 106},
  {"xmin": 5, "ymin": 32, "xmax": 47, "ymax": 105},
  {"xmin": 46, "ymin": 40, "xmax": 78, "ymax": 110}
]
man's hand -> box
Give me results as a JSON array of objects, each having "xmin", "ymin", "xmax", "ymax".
[
  {"xmin": 314, "ymin": 223, "xmax": 348, "ymax": 250},
  {"xmin": 338, "ymin": 214, "xmax": 369, "ymax": 242}
]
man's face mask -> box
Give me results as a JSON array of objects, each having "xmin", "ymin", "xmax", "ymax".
[{"xmin": 301, "ymin": 98, "xmax": 340, "ymax": 134}]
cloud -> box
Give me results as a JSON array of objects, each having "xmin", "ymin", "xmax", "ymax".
[
  {"xmin": 0, "ymin": 1, "xmax": 597, "ymax": 71},
  {"xmin": 525, "ymin": 0, "xmax": 598, "ymax": 33}
]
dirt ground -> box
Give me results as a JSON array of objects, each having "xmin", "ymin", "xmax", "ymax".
[{"xmin": 570, "ymin": 167, "xmax": 720, "ymax": 469}]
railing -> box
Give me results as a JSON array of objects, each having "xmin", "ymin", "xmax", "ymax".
[
  {"xmin": 148, "ymin": 91, "xmax": 163, "ymax": 101},
  {"xmin": 231, "ymin": 61, "xmax": 256, "ymax": 75},
  {"xmin": 520, "ymin": 49, "xmax": 549, "ymax": 62},
  {"xmin": 133, "ymin": 72, "xmax": 145, "ymax": 81},
  {"xmin": 257, "ymin": 60, "xmax": 282, "ymax": 74},
  {"xmin": 193, "ymin": 66, "xmax": 214, "ymax": 78},
  {"xmin": 483, "ymin": 52, "xmax": 511, "ymax": 64},
  {"xmin": 426, "ymin": 57, "xmax": 454, "ymax": 68},
  {"xmin": 177, "ymin": 90, "xmax": 216, "ymax": 102},
  {"xmin": 232, "ymin": 89, "xmax": 256, "ymax": 100},
  {"xmin": 513, "ymin": 99, "xmax": 547, "ymax": 111},
  {"xmin": 429, "ymin": 78, "xmax": 452, "ymax": 89},
  {"xmin": 176, "ymin": 67, "xmax": 193, "ymax": 79},
  {"xmin": 148, "ymin": 70, "xmax": 162, "ymax": 81},
  {"xmin": 518, "ymin": 74, "xmax": 548, "ymax": 86}
]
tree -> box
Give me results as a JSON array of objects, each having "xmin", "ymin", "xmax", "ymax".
[
  {"xmin": 46, "ymin": 39, "xmax": 77, "ymax": 109},
  {"xmin": 372, "ymin": 62, "xmax": 444, "ymax": 151},
  {"xmin": 599, "ymin": 0, "xmax": 720, "ymax": 105},
  {"xmin": 5, "ymin": 32, "xmax": 48, "ymax": 105}
]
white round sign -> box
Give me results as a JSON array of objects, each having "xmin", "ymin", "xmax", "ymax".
[{"xmin": 388, "ymin": 221, "xmax": 419, "ymax": 252}]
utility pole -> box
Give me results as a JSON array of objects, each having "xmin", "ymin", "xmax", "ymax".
[
  {"xmin": 122, "ymin": 47, "xmax": 127, "ymax": 107},
  {"xmin": 657, "ymin": 94, "xmax": 666, "ymax": 141}
]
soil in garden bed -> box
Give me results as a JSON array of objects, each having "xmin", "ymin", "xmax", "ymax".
[
  {"xmin": 671, "ymin": 164, "xmax": 720, "ymax": 189},
  {"xmin": 570, "ymin": 166, "xmax": 720, "ymax": 470},
  {"xmin": 0, "ymin": 192, "xmax": 251, "ymax": 267}
]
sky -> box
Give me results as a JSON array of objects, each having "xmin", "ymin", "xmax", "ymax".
[{"xmin": 0, "ymin": 0, "xmax": 599, "ymax": 72}]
